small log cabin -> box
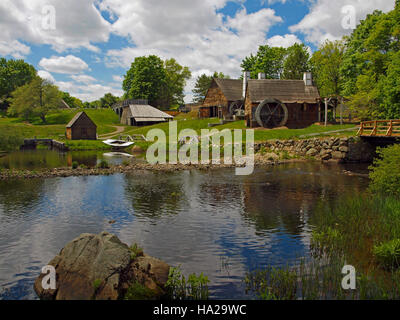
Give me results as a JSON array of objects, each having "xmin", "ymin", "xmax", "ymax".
[
  {"xmin": 244, "ymin": 74, "xmax": 321, "ymax": 129},
  {"xmin": 66, "ymin": 111, "xmax": 97, "ymax": 140},
  {"xmin": 200, "ymin": 78, "xmax": 242, "ymax": 119}
]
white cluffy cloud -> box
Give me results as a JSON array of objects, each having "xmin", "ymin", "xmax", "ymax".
[
  {"xmin": 0, "ymin": 40, "xmax": 31, "ymax": 59},
  {"xmin": 37, "ymin": 70, "xmax": 55, "ymax": 82},
  {"xmin": 267, "ymin": 34, "xmax": 302, "ymax": 48},
  {"xmin": 290, "ymin": 0, "xmax": 395, "ymax": 45},
  {"xmin": 0, "ymin": 0, "xmax": 111, "ymax": 54},
  {"xmin": 101, "ymin": 0, "xmax": 284, "ymax": 102},
  {"xmin": 39, "ymin": 55, "xmax": 89, "ymax": 74},
  {"xmin": 56, "ymin": 80, "xmax": 123, "ymax": 102}
]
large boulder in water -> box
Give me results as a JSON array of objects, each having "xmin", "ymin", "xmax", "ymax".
[{"xmin": 34, "ymin": 232, "xmax": 170, "ymax": 300}]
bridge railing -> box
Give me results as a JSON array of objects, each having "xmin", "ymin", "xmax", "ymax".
[{"xmin": 357, "ymin": 120, "xmax": 400, "ymax": 137}]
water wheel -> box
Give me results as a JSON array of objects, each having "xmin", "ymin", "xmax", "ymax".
[
  {"xmin": 255, "ymin": 98, "xmax": 288, "ymax": 128},
  {"xmin": 228, "ymin": 100, "xmax": 244, "ymax": 116}
]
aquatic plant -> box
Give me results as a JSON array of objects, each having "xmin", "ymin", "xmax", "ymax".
[
  {"xmin": 129, "ymin": 243, "xmax": 144, "ymax": 260},
  {"xmin": 166, "ymin": 266, "xmax": 209, "ymax": 300},
  {"xmin": 373, "ymin": 239, "xmax": 400, "ymax": 269}
]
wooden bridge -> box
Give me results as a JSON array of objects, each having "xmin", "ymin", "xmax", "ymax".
[
  {"xmin": 357, "ymin": 120, "xmax": 400, "ymax": 137},
  {"xmin": 22, "ymin": 138, "xmax": 69, "ymax": 151}
]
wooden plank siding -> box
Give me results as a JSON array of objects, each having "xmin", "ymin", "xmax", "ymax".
[
  {"xmin": 66, "ymin": 112, "xmax": 97, "ymax": 140},
  {"xmin": 244, "ymin": 79, "xmax": 320, "ymax": 128}
]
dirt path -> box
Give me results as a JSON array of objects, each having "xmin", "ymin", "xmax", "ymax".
[{"xmin": 98, "ymin": 126, "xmax": 126, "ymax": 140}]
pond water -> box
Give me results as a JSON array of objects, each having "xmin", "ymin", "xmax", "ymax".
[
  {"xmin": 0, "ymin": 149, "xmax": 136, "ymax": 170},
  {"xmin": 0, "ymin": 161, "xmax": 369, "ymax": 300}
]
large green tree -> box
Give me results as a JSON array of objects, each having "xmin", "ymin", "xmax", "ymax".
[
  {"xmin": 310, "ymin": 40, "xmax": 345, "ymax": 98},
  {"xmin": 123, "ymin": 55, "xmax": 166, "ymax": 105},
  {"xmin": 282, "ymin": 43, "xmax": 310, "ymax": 80},
  {"xmin": 100, "ymin": 93, "xmax": 120, "ymax": 108},
  {"xmin": 158, "ymin": 58, "xmax": 191, "ymax": 108},
  {"xmin": 8, "ymin": 76, "xmax": 62, "ymax": 123},
  {"xmin": 122, "ymin": 55, "xmax": 190, "ymax": 109},
  {"xmin": 62, "ymin": 92, "xmax": 84, "ymax": 109},
  {"xmin": 0, "ymin": 58, "xmax": 36, "ymax": 109},
  {"xmin": 241, "ymin": 45, "xmax": 287, "ymax": 79},
  {"xmin": 340, "ymin": 3, "xmax": 400, "ymax": 119},
  {"xmin": 192, "ymin": 72, "xmax": 229, "ymax": 103}
]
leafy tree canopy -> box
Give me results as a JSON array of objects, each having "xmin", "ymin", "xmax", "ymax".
[
  {"xmin": 192, "ymin": 72, "xmax": 230, "ymax": 103},
  {"xmin": 0, "ymin": 58, "xmax": 37, "ymax": 109},
  {"xmin": 122, "ymin": 55, "xmax": 190, "ymax": 109},
  {"xmin": 282, "ymin": 43, "xmax": 310, "ymax": 80},
  {"xmin": 8, "ymin": 76, "xmax": 62, "ymax": 123},
  {"xmin": 241, "ymin": 45, "xmax": 287, "ymax": 79},
  {"xmin": 62, "ymin": 92, "xmax": 84, "ymax": 109},
  {"xmin": 158, "ymin": 58, "xmax": 191, "ymax": 108},
  {"xmin": 310, "ymin": 40, "xmax": 345, "ymax": 98},
  {"xmin": 340, "ymin": 4, "xmax": 400, "ymax": 119}
]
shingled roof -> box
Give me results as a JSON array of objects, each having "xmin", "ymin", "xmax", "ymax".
[
  {"xmin": 247, "ymin": 79, "xmax": 320, "ymax": 104},
  {"xmin": 213, "ymin": 78, "xmax": 243, "ymax": 101},
  {"xmin": 66, "ymin": 111, "xmax": 97, "ymax": 128},
  {"xmin": 127, "ymin": 104, "xmax": 173, "ymax": 122}
]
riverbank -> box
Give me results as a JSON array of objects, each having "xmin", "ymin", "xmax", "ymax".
[
  {"xmin": 0, "ymin": 156, "xmax": 370, "ymax": 180},
  {"xmin": 0, "ymin": 158, "xmax": 291, "ymax": 180}
]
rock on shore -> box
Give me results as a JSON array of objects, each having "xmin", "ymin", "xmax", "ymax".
[{"xmin": 34, "ymin": 232, "xmax": 170, "ymax": 300}]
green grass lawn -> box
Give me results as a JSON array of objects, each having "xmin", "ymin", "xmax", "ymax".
[
  {"xmin": 114, "ymin": 117, "xmax": 357, "ymax": 143},
  {"xmin": 0, "ymin": 108, "xmax": 130, "ymax": 151},
  {"xmin": 0, "ymin": 109, "xmax": 357, "ymax": 152},
  {"xmin": 0, "ymin": 108, "xmax": 129, "ymax": 138}
]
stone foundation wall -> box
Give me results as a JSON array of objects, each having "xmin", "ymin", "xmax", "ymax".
[{"xmin": 254, "ymin": 137, "xmax": 375, "ymax": 163}]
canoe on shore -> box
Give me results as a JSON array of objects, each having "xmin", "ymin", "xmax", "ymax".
[{"xmin": 102, "ymin": 139, "xmax": 135, "ymax": 150}]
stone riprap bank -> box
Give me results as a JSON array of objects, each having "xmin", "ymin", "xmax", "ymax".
[{"xmin": 254, "ymin": 137, "xmax": 375, "ymax": 163}]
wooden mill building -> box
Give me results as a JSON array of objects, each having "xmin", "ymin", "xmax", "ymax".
[
  {"xmin": 200, "ymin": 78, "xmax": 243, "ymax": 119},
  {"xmin": 244, "ymin": 73, "xmax": 321, "ymax": 128},
  {"xmin": 66, "ymin": 111, "xmax": 97, "ymax": 140},
  {"xmin": 200, "ymin": 72, "xmax": 321, "ymax": 129},
  {"xmin": 113, "ymin": 99, "xmax": 173, "ymax": 126}
]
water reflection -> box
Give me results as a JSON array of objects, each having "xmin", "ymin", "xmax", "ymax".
[
  {"xmin": 0, "ymin": 150, "xmax": 135, "ymax": 170},
  {"xmin": 0, "ymin": 163, "xmax": 369, "ymax": 300}
]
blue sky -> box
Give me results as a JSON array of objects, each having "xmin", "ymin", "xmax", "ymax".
[{"xmin": 0, "ymin": 0, "xmax": 395, "ymax": 102}]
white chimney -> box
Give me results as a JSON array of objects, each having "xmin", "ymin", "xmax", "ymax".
[
  {"xmin": 258, "ymin": 72, "xmax": 266, "ymax": 80},
  {"xmin": 243, "ymin": 71, "xmax": 250, "ymax": 98},
  {"xmin": 303, "ymin": 72, "xmax": 313, "ymax": 86}
]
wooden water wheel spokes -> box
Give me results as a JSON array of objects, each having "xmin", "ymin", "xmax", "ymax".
[
  {"xmin": 228, "ymin": 100, "xmax": 244, "ymax": 116},
  {"xmin": 255, "ymin": 98, "xmax": 288, "ymax": 128}
]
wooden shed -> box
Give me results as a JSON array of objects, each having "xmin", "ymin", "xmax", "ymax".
[
  {"xmin": 66, "ymin": 111, "xmax": 97, "ymax": 140},
  {"xmin": 200, "ymin": 78, "xmax": 243, "ymax": 119},
  {"xmin": 244, "ymin": 74, "xmax": 321, "ymax": 129}
]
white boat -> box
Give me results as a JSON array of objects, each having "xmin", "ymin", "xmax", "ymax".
[
  {"xmin": 102, "ymin": 139, "xmax": 135, "ymax": 150},
  {"xmin": 103, "ymin": 152, "xmax": 133, "ymax": 158}
]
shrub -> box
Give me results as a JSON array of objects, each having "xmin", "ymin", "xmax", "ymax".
[
  {"xmin": 97, "ymin": 159, "xmax": 109, "ymax": 169},
  {"xmin": 369, "ymin": 145, "xmax": 400, "ymax": 197},
  {"xmin": 129, "ymin": 243, "xmax": 144, "ymax": 260},
  {"xmin": 258, "ymin": 145, "xmax": 267, "ymax": 155},
  {"xmin": 71, "ymin": 161, "xmax": 79, "ymax": 169},
  {"xmin": 124, "ymin": 282, "xmax": 157, "ymax": 300},
  {"xmin": 373, "ymin": 239, "xmax": 400, "ymax": 269}
]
